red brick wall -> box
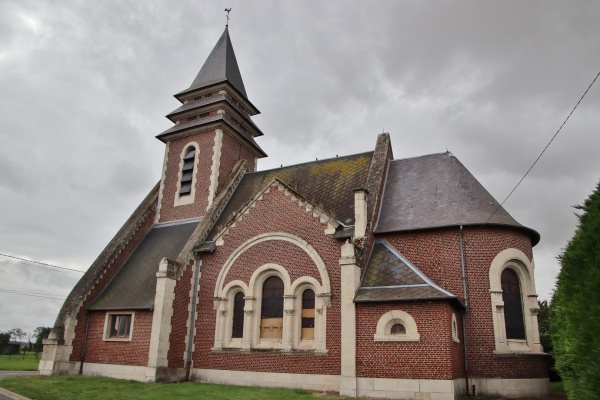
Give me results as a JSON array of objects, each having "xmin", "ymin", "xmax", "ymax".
[
  {"xmin": 158, "ymin": 131, "xmax": 216, "ymax": 223},
  {"xmin": 382, "ymin": 227, "xmax": 547, "ymax": 379},
  {"xmin": 217, "ymin": 132, "xmax": 257, "ymax": 194},
  {"xmin": 356, "ymin": 302, "xmax": 463, "ymax": 380},
  {"xmin": 70, "ymin": 208, "xmax": 156, "ymax": 363},
  {"xmin": 167, "ymin": 259, "xmax": 195, "ymax": 368},
  {"xmin": 79, "ymin": 311, "xmax": 152, "ymax": 366},
  {"xmin": 158, "ymin": 130, "xmax": 257, "ymax": 224},
  {"xmin": 190, "ymin": 185, "xmax": 343, "ymax": 374}
]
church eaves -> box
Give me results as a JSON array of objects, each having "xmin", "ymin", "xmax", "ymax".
[{"xmin": 177, "ymin": 27, "xmax": 248, "ymax": 98}]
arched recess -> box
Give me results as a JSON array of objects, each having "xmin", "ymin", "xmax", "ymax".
[
  {"xmin": 374, "ymin": 310, "xmax": 420, "ymax": 342},
  {"xmin": 213, "ymin": 232, "xmax": 331, "ymax": 297},
  {"xmin": 489, "ymin": 248, "xmax": 543, "ymax": 353}
]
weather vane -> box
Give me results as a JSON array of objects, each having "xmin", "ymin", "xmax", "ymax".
[{"xmin": 225, "ymin": 8, "xmax": 231, "ymax": 27}]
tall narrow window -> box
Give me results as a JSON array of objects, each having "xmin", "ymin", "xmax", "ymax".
[
  {"xmin": 179, "ymin": 146, "xmax": 195, "ymax": 196},
  {"xmin": 260, "ymin": 276, "xmax": 284, "ymax": 339},
  {"xmin": 301, "ymin": 289, "xmax": 315, "ymax": 340},
  {"xmin": 502, "ymin": 269, "xmax": 526, "ymax": 340},
  {"xmin": 232, "ymin": 292, "xmax": 245, "ymax": 339}
]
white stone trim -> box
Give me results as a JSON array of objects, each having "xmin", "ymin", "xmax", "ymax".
[
  {"xmin": 339, "ymin": 240, "xmax": 360, "ymax": 396},
  {"xmin": 489, "ymin": 248, "xmax": 543, "ymax": 354},
  {"xmin": 213, "ymin": 263, "xmax": 328, "ymax": 353},
  {"xmin": 213, "ymin": 179, "xmax": 339, "ymax": 244},
  {"xmin": 192, "ymin": 369, "xmax": 340, "ymax": 392},
  {"xmin": 207, "ymin": 129, "xmax": 223, "ymax": 208},
  {"xmin": 356, "ymin": 377, "xmax": 460, "ymax": 400},
  {"xmin": 214, "ymin": 232, "xmax": 331, "ymax": 297},
  {"xmin": 452, "ymin": 313, "xmax": 459, "ymax": 343},
  {"xmin": 174, "ymin": 141, "xmax": 200, "ymax": 206},
  {"xmin": 147, "ymin": 259, "xmax": 177, "ymax": 373},
  {"xmin": 469, "ymin": 377, "xmax": 550, "ymax": 398},
  {"xmin": 213, "ymin": 280, "xmax": 249, "ymax": 350},
  {"xmin": 80, "ymin": 362, "xmax": 147, "ymax": 382},
  {"xmin": 374, "ymin": 310, "xmax": 420, "ymax": 342},
  {"xmin": 103, "ymin": 311, "xmax": 135, "ymax": 342},
  {"xmin": 155, "ymin": 142, "xmax": 170, "ymax": 223}
]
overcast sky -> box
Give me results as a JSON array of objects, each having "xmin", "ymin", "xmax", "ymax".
[{"xmin": 1, "ymin": 1, "xmax": 599, "ymax": 336}]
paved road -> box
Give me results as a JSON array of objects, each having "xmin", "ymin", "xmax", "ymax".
[{"xmin": 0, "ymin": 372, "xmax": 37, "ymax": 378}]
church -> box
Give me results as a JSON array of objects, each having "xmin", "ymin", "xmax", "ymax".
[{"xmin": 40, "ymin": 26, "xmax": 550, "ymax": 399}]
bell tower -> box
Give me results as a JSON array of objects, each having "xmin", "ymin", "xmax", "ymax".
[{"xmin": 155, "ymin": 27, "xmax": 266, "ymax": 223}]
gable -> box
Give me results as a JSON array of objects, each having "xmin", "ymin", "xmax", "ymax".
[{"xmin": 206, "ymin": 152, "xmax": 373, "ymax": 241}]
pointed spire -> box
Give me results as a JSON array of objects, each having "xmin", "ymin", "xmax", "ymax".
[{"xmin": 185, "ymin": 27, "xmax": 247, "ymax": 98}]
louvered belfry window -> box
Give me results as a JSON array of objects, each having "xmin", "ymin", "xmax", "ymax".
[
  {"xmin": 179, "ymin": 146, "xmax": 195, "ymax": 196},
  {"xmin": 231, "ymin": 292, "xmax": 245, "ymax": 339},
  {"xmin": 301, "ymin": 289, "xmax": 315, "ymax": 340},
  {"xmin": 260, "ymin": 276, "xmax": 284, "ymax": 339},
  {"xmin": 501, "ymin": 269, "xmax": 526, "ymax": 340}
]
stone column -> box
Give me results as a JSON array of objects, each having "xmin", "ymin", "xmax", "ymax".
[
  {"xmin": 339, "ymin": 240, "xmax": 360, "ymax": 397},
  {"xmin": 145, "ymin": 258, "xmax": 177, "ymax": 382}
]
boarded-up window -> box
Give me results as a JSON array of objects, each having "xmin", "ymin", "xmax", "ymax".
[
  {"xmin": 502, "ymin": 269, "xmax": 526, "ymax": 340},
  {"xmin": 260, "ymin": 276, "xmax": 284, "ymax": 339},
  {"xmin": 301, "ymin": 289, "xmax": 315, "ymax": 340},
  {"xmin": 232, "ymin": 292, "xmax": 245, "ymax": 339}
]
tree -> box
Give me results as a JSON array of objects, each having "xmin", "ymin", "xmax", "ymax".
[
  {"xmin": 7, "ymin": 328, "xmax": 26, "ymax": 342},
  {"xmin": 0, "ymin": 331, "xmax": 10, "ymax": 355},
  {"xmin": 551, "ymin": 181, "xmax": 600, "ymax": 400},
  {"xmin": 537, "ymin": 300, "xmax": 560, "ymax": 381},
  {"xmin": 33, "ymin": 327, "xmax": 52, "ymax": 358}
]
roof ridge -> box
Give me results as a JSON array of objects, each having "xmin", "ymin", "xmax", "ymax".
[{"xmin": 253, "ymin": 151, "xmax": 375, "ymax": 174}]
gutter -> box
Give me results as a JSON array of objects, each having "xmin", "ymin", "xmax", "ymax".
[
  {"xmin": 79, "ymin": 311, "xmax": 91, "ymax": 375},
  {"xmin": 459, "ymin": 225, "xmax": 470, "ymax": 395},
  {"xmin": 185, "ymin": 258, "xmax": 202, "ymax": 381}
]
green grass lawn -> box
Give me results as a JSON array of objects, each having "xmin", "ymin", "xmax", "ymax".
[
  {"xmin": 0, "ymin": 375, "xmax": 356, "ymax": 400},
  {"xmin": 0, "ymin": 353, "xmax": 40, "ymax": 371}
]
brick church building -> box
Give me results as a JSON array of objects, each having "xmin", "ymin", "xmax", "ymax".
[{"xmin": 40, "ymin": 27, "xmax": 550, "ymax": 399}]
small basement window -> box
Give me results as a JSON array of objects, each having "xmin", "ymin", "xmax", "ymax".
[{"xmin": 104, "ymin": 312, "xmax": 134, "ymax": 341}]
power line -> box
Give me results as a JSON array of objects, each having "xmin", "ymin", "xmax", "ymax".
[
  {"xmin": 485, "ymin": 70, "xmax": 600, "ymax": 224},
  {"xmin": 0, "ymin": 253, "xmax": 85, "ymax": 275},
  {"xmin": 0, "ymin": 287, "xmax": 67, "ymax": 300}
]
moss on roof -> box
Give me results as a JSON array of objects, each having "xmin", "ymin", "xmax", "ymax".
[{"xmin": 208, "ymin": 152, "xmax": 374, "ymax": 239}]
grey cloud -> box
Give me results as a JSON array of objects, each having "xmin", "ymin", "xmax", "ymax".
[{"xmin": 1, "ymin": 0, "xmax": 599, "ymax": 333}]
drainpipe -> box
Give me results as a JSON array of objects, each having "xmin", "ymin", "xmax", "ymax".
[
  {"xmin": 185, "ymin": 258, "xmax": 201, "ymax": 381},
  {"xmin": 79, "ymin": 311, "xmax": 90, "ymax": 375},
  {"xmin": 459, "ymin": 225, "xmax": 470, "ymax": 395}
]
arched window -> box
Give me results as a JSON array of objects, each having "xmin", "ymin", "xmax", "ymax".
[
  {"xmin": 231, "ymin": 292, "xmax": 245, "ymax": 339},
  {"xmin": 501, "ymin": 269, "xmax": 526, "ymax": 340},
  {"xmin": 260, "ymin": 276, "xmax": 284, "ymax": 339},
  {"xmin": 301, "ymin": 289, "xmax": 315, "ymax": 340},
  {"xmin": 179, "ymin": 146, "xmax": 196, "ymax": 196},
  {"xmin": 390, "ymin": 323, "xmax": 406, "ymax": 335}
]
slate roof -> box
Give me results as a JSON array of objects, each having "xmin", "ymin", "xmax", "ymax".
[
  {"xmin": 375, "ymin": 152, "xmax": 539, "ymax": 244},
  {"xmin": 207, "ymin": 152, "xmax": 374, "ymax": 239},
  {"xmin": 355, "ymin": 240, "xmax": 463, "ymax": 307},
  {"xmin": 176, "ymin": 27, "xmax": 247, "ymax": 98},
  {"xmin": 156, "ymin": 113, "xmax": 267, "ymax": 157},
  {"xmin": 87, "ymin": 220, "xmax": 199, "ymax": 311}
]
